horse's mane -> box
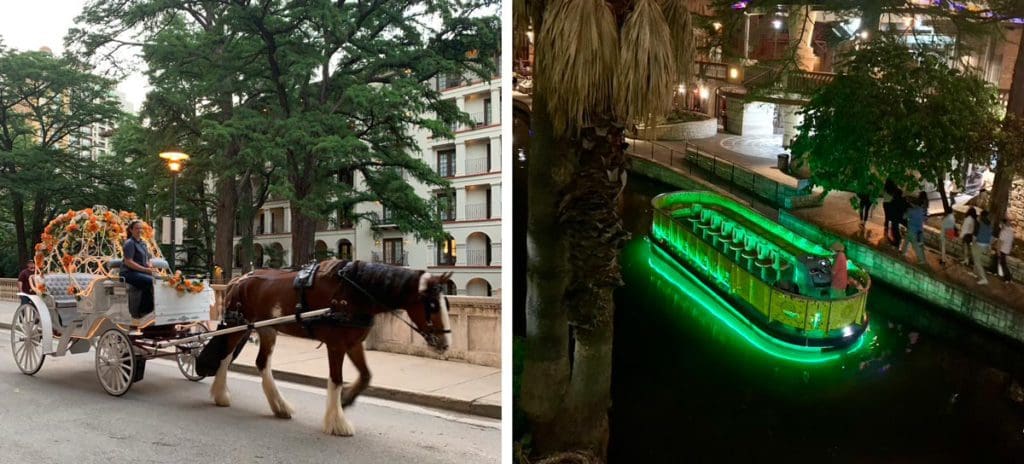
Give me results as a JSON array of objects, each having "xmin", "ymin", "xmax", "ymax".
[{"xmin": 323, "ymin": 259, "xmax": 425, "ymax": 309}]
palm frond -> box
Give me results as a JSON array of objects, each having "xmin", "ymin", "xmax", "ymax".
[
  {"xmin": 535, "ymin": 0, "xmax": 618, "ymax": 136},
  {"xmin": 616, "ymin": 0, "xmax": 675, "ymax": 128},
  {"xmin": 660, "ymin": 0, "xmax": 695, "ymax": 86}
]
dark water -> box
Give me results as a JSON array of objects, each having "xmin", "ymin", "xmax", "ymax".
[{"xmin": 609, "ymin": 175, "xmax": 1024, "ymax": 463}]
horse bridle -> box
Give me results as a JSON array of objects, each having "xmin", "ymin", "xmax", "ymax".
[{"xmin": 335, "ymin": 264, "xmax": 451, "ymax": 345}]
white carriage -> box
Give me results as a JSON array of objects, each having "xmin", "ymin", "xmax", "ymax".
[{"xmin": 11, "ymin": 257, "xmax": 214, "ymax": 396}]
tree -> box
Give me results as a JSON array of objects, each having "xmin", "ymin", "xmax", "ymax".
[
  {"xmin": 0, "ymin": 48, "xmax": 124, "ymax": 266},
  {"xmin": 74, "ymin": 0, "xmax": 499, "ymax": 268},
  {"xmin": 790, "ymin": 37, "xmax": 1001, "ymax": 208},
  {"xmin": 518, "ymin": 0, "xmax": 691, "ymax": 460}
]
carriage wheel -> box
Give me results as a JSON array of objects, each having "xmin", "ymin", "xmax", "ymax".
[
  {"xmin": 176, "ymin": 324, "xmax": 209, "ymax": 381},
  {"xmin": 10, "ymin": 303, "xmax": 45, "ymax": 375},
  {"xmin": 95, "ymin": 328, "xmax": 135, "ymax": 396}
]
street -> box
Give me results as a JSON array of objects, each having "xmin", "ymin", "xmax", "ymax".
[{"xmin": 0, "ymin": 329, "xmax": 499, "ymax": 464}]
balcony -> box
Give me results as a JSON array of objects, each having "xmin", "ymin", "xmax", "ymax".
[
  {"xmin": 437, "ymin": 255, "xmax": 457, "ymax": 266},
  {"xmin": 465, "ymin": 202, "xmax": 489, "ymax": 220},
  {"xmin": 466, "ymin": 250, "xmax": 488, "ymax": 266},
  {"xmin": 466, "ymin": 156, "xmax": 489, "ymax": 175},
  {"xmin": 372, "ymin": 251, "xmax": 408, "ymax": 266}
]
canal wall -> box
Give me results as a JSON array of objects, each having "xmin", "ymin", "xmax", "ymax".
[{"xmin": 778, "ymin": 211, "xmax": 1024, "ymax": 343}]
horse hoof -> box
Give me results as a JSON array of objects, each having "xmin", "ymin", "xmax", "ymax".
[
  {"xmin": 273, "ymin": 400, "xmax": 294, "ymax": 419},
  {"xmin": 324, "ymin": 417, "xmax": 355, "ymax": 436},
  {"xmin": 213, "ymin": 391, "xmax": 231, "ymax": 407}
]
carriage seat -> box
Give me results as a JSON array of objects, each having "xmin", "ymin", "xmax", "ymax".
[
  {"xmin": 42, "ymin": 273, "xmax": 102, "ymax": 308},
  {"xmin": 105, "ymin": 257, "xmax": 170, "ymax": 275},
  {"xmin": 294, "ymin": 261, "xmax": 320, "ymax": 289}
]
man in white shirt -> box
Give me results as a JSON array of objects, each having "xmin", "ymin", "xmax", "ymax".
[{"xmin": 997, "ymin": 220, "xmax": 1015, "ymax": 283}]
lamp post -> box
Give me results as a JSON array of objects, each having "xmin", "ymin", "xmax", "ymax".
[{"xmin": 158, "ymin": 150, "xmax": 189, "ymax": 271}]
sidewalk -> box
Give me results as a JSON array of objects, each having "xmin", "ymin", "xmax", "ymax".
[
  {"xmin": 631, "ymin": 131, "xmax": 1024, "ymax": 310},
  {"xmin": 0, "ymin": 300, "xmax": 500, "ymax": 418}
]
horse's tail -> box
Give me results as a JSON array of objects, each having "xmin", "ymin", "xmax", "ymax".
[{"xmin": 196, "ymin": 275, "xmax": 249, "ymax": 376}]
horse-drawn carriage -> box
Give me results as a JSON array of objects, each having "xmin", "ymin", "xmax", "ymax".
[
  {"xmin": 11, "ymin": 206, "xmax": 218, "ymax": 395},
  {"xmin": 12, "ymin": 206, "xmax": 455, "ymax": 436}
]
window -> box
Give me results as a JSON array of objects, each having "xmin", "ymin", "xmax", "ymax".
[
  {"xmin": 338, "ymin": 240, "xmax": 353, "ymax": 261},
  {"xmin": 437, "ymin": 192, "xmax": 456, "ymax": 221},
  {"xmin": 337, "ymin": 207, "xmax": 354, "ymax": 228},
  {"xmin": 383, "ymin": 239, "xmax": 403, "ymax": 265},
  {"xmin": 437, "ymin": 149, "xmax": 455, "ymax": 177},
  {"xmin": 437, "ymin": 236, "xmax": 456, "ymax": 265},
  {"xmin": 337, "ymin": 168, "xmax": 354, "ymax": 187},
  {"xmin": 381, "ymin": 206, "xmax": 395, "ymax": 224},
  {"xmin": 483, "ymin": 98, "xmax": 492, "ymax": 126}
]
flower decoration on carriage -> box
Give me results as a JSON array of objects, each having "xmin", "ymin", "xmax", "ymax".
[
  {"xmin": 167, "ymin": 270, "xmax": 205, "ymax": 294},
  {"xmin": 32, "ymin": 206, "xmax": 165, "ymax": 299}
]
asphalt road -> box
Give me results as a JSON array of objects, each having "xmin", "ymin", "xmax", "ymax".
[{"xmin": 0, "ymin": 329, "xmax": 499, "ymax": 464}]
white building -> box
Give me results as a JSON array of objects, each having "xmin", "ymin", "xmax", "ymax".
[{"xmin": 233, "ymin": 71, "xmax": 502, "ymax": 296}]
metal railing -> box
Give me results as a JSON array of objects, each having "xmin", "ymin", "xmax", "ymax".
[
  {"xmin": 372, "ymin": 251, "xmax": 408, "ymax": 266},
  {"xmin": 628, "ymin": 139, "xmax": 803, "ymax": 208},
  {"xmin": 466, "ymin": 250, "xmax": 489, "ymax": 266},
  {"xmin": 437, "ymin": 255, "xmax": 457, "ymax": 266},
  {"xmin": 696, "ymin": 61, "xmax": 729, "ymax": 81},
  {"xmin": 465, "ymin": 203, "xmax": 489, "ymax": 220},
  {"xmin": 466, "ymin": 156, "xmax": 489, "ymax": 174}
]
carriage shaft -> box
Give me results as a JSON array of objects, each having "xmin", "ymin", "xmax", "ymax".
[{"xmin": 153, "ymin": 307, "xmax": 334, "ymax": 349}]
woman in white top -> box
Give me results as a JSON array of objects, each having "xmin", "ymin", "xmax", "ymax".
[
  {"xmin": 960, "ymin": 208, "xmax": 977, "ymax": 266},
  {"xmin": 997, "ymin": 221, "xmax": 1015, "ymax": 283},
  {"xmin": 940, "ymin": 207, "xmax": 957, "ymax": 265}
]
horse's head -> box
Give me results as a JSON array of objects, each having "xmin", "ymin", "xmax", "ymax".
[{"xmin": 409, "ymin": 271, "xmax": 454, "ymax": 352}]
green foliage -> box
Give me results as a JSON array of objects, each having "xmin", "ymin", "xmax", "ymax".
[
  {"xmin": 74, "ymin": 0, "xmax": 499, "ymax": 261},
  {"xmin": 790, "ymin": 37, "xmax": 1000, "ymax": 198}
]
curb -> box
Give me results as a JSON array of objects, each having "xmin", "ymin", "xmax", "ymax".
[{"xmin": 0, "ymin": 321, "xmax": 500, "ymax": 419}]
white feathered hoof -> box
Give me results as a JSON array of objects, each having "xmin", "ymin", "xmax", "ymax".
[
  {"xmin": 324, "ymin": 411, "xmax": 355, "ymax": 436},
  {"xmin": 271, "ymin": 398, "xmax": 294, "ymax": 419},
  {"xmin": 212, "ymin": 387, "xmax": 231, "ymax": 407}
]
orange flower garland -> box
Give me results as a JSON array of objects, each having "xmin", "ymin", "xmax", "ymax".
[{"xmin": 167, "ymin": 270, "xmax": 205, "ymax": 294}]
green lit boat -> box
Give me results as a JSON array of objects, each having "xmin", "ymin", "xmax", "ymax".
[{"xmin": 650, "ymin": 191, "xmax": 870, "ymax": 348}]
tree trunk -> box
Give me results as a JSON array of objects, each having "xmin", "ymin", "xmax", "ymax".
[
  {"xmin": 237, "ymin": 173, "xmax": 255, "ymax": 273},
  {"xmin": 12, "ymin": 192, "xmax": 27, "ymax": 267},
  {"xmin": 989, "ymin": 36, "xmax": 1024, "ymax": 230},
  {"xmin": 937, "ymin": 174, "xmax": 950, "ymax": 213},
  {"xmin": 521, "ymin": 89, "xmax": 574, "ymax": 446},
  {"xmin": 213, "ymin": 173, "xmax": 238, "ymax": 279},
  {"xmin": 29, "ymin": 193, "xmax": 47, "ymax": 256},
  {"xmin": 289, "ymin": 190, "xmax": 316, "ymax": 267}
]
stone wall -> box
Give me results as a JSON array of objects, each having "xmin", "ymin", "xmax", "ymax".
[
  {"xmin": 726, "ymin": 97, "xmax": 774, "ymax": 136},
  {"xmin": 1008, "ymin": 177, "xmax": 1024, "ymax": 242}
]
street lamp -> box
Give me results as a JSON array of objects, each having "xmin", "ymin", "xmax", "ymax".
[{"xmin": 158, "ymin": 150, "xmax": 189, "ymax": 271}]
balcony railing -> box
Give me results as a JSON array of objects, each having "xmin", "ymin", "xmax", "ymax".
[
  {"xmin": 465, "ymin": 202, "xmax": 488, "ymax": 220},
  {"xmin": 372, "ymin": 251, "xmax": 408, "ymax": 266},
  {"xmin": 466, "ymin": 156, "xmax": 489, "ymax": 175},
  {"xmin": 437, "ymin": 255, "xmax": 457, "ymax": 266},
  {"xmin": 466, "ymin": 250, "xmax": 488, "ymax": 266}
]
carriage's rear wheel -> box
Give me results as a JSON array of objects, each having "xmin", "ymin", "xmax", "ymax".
[
  {"xmin": 96, "ymin": 328, "xmax": 135, "ymax": 396},
  {"xmin": 11, "ymin": 303, "xmax": 45, "ymax": 375},
  {"xmin": 176, "ymin": 323, "xmax": 209, "ymax": 381}
]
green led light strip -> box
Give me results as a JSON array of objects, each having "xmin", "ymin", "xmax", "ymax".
[{"xmin": 646, "ymin": 241, "xmax": 868, "ymax": 364}]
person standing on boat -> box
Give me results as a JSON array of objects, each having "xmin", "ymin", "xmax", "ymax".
[{"xmin": 831, "ymin": 242, "xmax": 848, "ymax": 298}]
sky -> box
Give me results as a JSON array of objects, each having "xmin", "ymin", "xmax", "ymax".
[{"xmin": 0, "ymin": 0, "xmax": 149, "ymax": 112}]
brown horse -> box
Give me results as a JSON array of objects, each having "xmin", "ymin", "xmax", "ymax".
[{"xmin": 207, "ymin": 259, "xmax": 452, "ymax": 436}]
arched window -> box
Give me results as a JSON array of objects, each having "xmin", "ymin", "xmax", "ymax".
[{"xmin": 337, "ymin": 239, "xmax": 353, "ymax": 261}]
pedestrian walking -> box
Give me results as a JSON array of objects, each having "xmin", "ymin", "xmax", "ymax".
[
  {"xmin": 17, "ymin": 259, "xmax": 36, "ymax": 305},
  {"xmin": 972, "ymin": 211, "xmax": 993, "ymax": 285},
  {"xmin": 857, "ymin": 192, "xmax": 873, "ymax": 234},
  {"xmin": 890, "ymin": 188, "xmax": 906, "ymax": 250},
  {"xmin": 997, "ymin": 219, "xmax": 1015, "ymax": 283},
  {"xmin": 904, "ymin": 193, "xmax": 927, "ymax": 265},
  {"xmin": 940, "ymin": 207, "xmax": 957, "ymax": 265},
  {"xmin": 960, "ymin": 208, "xmax": 977, "ymax": 266},
  {"xmin": 883, "ymin": 179, "xmax": 897, "ymax": 244}
]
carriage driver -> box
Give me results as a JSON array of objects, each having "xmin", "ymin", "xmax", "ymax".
[{"xmin": 121, "ymin": 220, "xmax": 157, "ymax": 318}]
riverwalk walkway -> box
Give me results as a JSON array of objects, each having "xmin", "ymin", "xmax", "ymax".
[
  {"xmin": 628, "ymin": 134, "xmax": 1024, "ymax": 315},
  {"xmin": 0, "ymin": 299, "xmax": 501, "ymax": 418}
]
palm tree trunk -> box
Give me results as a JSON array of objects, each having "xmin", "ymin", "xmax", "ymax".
[{"xmin": 521, "ymin": 89, "xmax": 574, "ymax": 434}]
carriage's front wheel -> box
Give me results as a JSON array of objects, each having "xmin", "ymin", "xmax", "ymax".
[
  {"xmin": 96, "ymin": 328, "xmax": 135, "ymax": 396},
  {"xmin": 176, "ymin": 323, "xmax": 209, "ymax": 381},
  {"xmin": 11, "ymin": 303, "xmax": 45, "ymax": 375}
]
